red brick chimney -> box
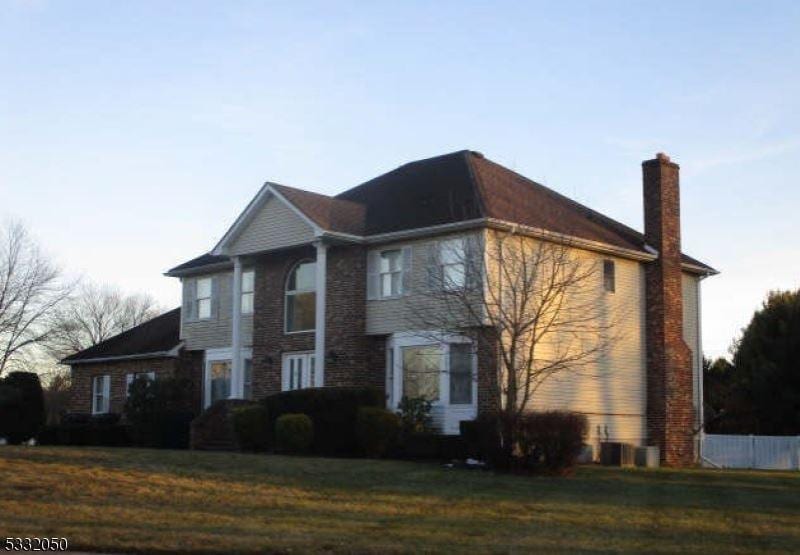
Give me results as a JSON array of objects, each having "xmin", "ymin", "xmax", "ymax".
[{"xmin": 643, "ymin": 153, "xmax": 694, "ymax": 467}]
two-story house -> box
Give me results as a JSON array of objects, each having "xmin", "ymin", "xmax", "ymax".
[{"xmin": 65, "ymin": 150, "xmax": 715, "ymax": 466}]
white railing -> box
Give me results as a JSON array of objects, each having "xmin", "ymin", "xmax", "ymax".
[{"xmin": 701, "ymin": 434, "xmax": 800, "ymax": 470}]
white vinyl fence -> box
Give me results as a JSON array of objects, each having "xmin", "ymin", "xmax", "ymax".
[{"xmin": 701, "ymin": 434, "xmax": 800, "ymax": 470}]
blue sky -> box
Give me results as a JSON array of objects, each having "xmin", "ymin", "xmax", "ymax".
[{"xmin": 2, "ymin": 1, "xmax": 799, "ymax": 358}]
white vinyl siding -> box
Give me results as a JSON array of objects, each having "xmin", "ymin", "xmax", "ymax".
[
  {"xmin": 181, "ymin": 272, "xmax": 254, "ymax": 351},
  {"xmin": 682, "ymin": 272, "xmax": 701, "ymax": 425},
  {"xmin": 92, "ymin": 375, "xmax": 110, "ymax": 415},
  {"xmin": 229, "ymin": 196, "xmax": 315, "ymax": 255},
  {"xmin": 366, "ymin": 233, "xmax": 480, "ymax": 333}
]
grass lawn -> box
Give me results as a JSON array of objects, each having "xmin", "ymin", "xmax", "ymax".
[{"xmin": 1, "ymin": 447, "xmax": 799, "ymax": 554}]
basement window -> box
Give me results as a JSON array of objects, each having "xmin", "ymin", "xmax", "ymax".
[{"xmin": 603, "ymin": 260, "xmax": 616, "ymax": 293}]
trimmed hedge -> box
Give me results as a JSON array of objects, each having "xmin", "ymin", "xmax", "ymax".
[
  {"xmin": 38, "ymin": 413, "xmax": 131, "ymax": 447},
  {"xmin": 517, "ymin": 411, "xmax": 588, "ymax": 474},
  {"xmin": 357, "ymin": 407, "xmax": 401, "ymax": 458},
  {"xmin": 0, "ymin": 372, "xmax": 45, "ymax": 444},
  {"xmin": 275, "ymin": 413, "xmax": 313, "ymax": 454},
  {"xmin": 461, "ymin": 411, "xmax": 588, "ymax": 474},
  {"xmin": 261, "ymin": 387, "xmax": 384, "ymax": 456},
  {"xmin": 232, "ymin": 405, "xmax": 270, "ymax": 452}
]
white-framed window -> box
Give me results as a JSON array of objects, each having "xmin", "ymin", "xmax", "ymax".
[
  {"xmin": 385, "ymin": 333, "xmax": 476, "ymax": 409},
  {"xmin": 92, "ymin": 375, "xmax": 110, "ymax": 414},
  {"xmin": 440, "ymin": 238, "xmax": 466, "ymax": 290},
  {"xmin": 379, "ymin": 249, "xmax": 403, "ymax": 297},
  {"xmin": 125, "ymin": 371, "xmax": 155, "ymax": 397},
  {"xmin": 241, "ymin": 270, "xmax": 255, "ymax": 315},
  {"xmin": 282, "ymin": 352, "xmax": 316, "ymax": 391},
  {"xmin": 603, "ymin": 259, "xmax": 615, "ymax": 293},
  {"xmin": 197, "ymin": 277, "xmax": 213, "ymax": 319},
  {"xmin": 204, "ymin": 348, "xmax": 253, "ymax": 408},
  {"xmin": 285, "ymin": 260, "xmax": 316, "ymax": 333},
  {"xmin": 367, "ymin": 246, "xmax": 411, "ymax": 300}
]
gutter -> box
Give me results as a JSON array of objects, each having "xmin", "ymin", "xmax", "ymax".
[{"xmin": 62, "ymin": 343, "xmax": 183, "ymax": 366}]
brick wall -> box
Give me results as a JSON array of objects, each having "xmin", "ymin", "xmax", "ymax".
[
  {"xmin": 68, "ymin": 353, "xmax": 203, "ymax": 415},
  {"xmin": 643, "ymin": 153, "xmax": 695, "ymax": 467},
  {"xmin": 251, "ymin": 244, "xmax": 384, "ymax": 399}
]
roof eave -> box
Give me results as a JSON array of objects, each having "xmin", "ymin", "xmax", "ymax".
[{"xmin": 62, "ymin": 343, "xmax": 183, "ymax": 366}]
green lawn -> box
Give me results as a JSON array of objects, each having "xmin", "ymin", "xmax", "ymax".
[{"xmin": 1, "ymin": 447, "xmax": 799, "ymax": 554}]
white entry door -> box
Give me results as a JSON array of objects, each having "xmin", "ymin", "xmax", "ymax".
[{"xmin": 282, "ymin": 352, "xmax": 316, "ymax": 391}]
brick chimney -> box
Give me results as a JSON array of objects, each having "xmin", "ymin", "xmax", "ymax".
[{"xmin": 643, "ymin": 153, "xmax": 694, "ymax": 467}]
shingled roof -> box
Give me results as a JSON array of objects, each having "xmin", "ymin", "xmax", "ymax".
[
  {"xmin": 62, "ymin": 308, "xmax": 182, "ymax": 364},
  {"xmin": 168, "ymin": 150, "xmax": 715, "ymax": 274}
]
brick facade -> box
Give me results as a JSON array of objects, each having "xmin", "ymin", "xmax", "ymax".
[
  {"xmin": 643, "ymin": 153, "xmax": 695, "ymax": 467},
  {"xmin": 68, "ymin": 352, "xmax": 204, "ymax": 416},
  {"xmin": 251, "ymin": 244, "xmax": 383, "ymax": 399}
]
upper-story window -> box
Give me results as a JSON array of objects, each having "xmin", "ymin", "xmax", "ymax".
[
  {"xmin": 197, "ymin": 277, "xmax": 213, "ymax": 319},
  {"xmin": 440, "ymin": 238, "xmax": 467, "ymax": 290},
  {"xmin": 241, "ymin": 270, "xmax": 255, "ymax": 314},
  {"xmin": 380, "ymin": 250, "xmax": 402, "ymax": 297},
  {"xmin": 603, "ymin": 260, "xmax": 615, "ymax": 293},
  {"xmin": 367, "ymin": 247, "xmax": 411, "ymax": 300},
  {"xmin": 285, "ymin": 260, "xmax": 316, "ymax": 333}
]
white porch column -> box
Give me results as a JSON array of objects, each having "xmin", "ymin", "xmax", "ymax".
[
  {"xmin": 231, "ymin": 256, "xmax": 244, "ymax": 398},
  {"xmin": 314, "ymin": 241, "xmax": 327, "ymax": 387}
]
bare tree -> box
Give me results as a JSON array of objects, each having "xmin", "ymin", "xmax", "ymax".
[
  {"xmin": 46, "ymin": 283, "xmax": 161, "ymax": 360},
  {"xmin": 408, "ymin": 229, "xmax": 623, "ymax": 457},
  {"xmin": 0, "ymin": 221, "xmax": 71, "ymax": 376}
]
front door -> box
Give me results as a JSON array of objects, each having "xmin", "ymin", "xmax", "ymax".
[{"xmin": 282, "ymin": 352, "xmax": 316, "ymax": 391}]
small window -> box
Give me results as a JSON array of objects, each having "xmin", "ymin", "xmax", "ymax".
[
  {"xmin": 379, "ymin": 250, "xmax": 402, "ymax": 297},
  {"xmin": 92, "ymin": 375, "xmax": 110, "ymax": 414},
  {"xmin": 126, "ymin": 371, "xmax": 155, "ymax": 397},
  {"xmin": 603, "ymin": 260, "xmax": 615, "ymax": 293},
  {"xmin": 285, "ymin": 261, "xmax": 316, "ymax": 333},
  {"xmin": 197, "ymin": 277, "xmax": 213, "ymax": 319},
  {"xmin": 449, "ymin": 344, "xmax": 473, "ymax": 404},
  {"xmin": 241, "ymin": 270, "xmax": 255, "ymax": 315},
  {"xmin": 440, "ymin": 238, "xmax": 466, "ymax": 290}
]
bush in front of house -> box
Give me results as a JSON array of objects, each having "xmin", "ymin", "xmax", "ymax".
[
  {"xmin": 517, "ymin": 411, "xmax": 588, "ymax": 474},
  {"xmin": 396, "ymin": 396, "xmax": 433, "ymax": 434},
  {"xmin": 261, "ymin": 387, "xmax": 384, "ymax": 456},
  {"xmin": 275, "ymin": 413, "xmax": 313, "ymax": 454},
  {"xmin": 125, "ymin": 376, "xmax": 194, "ymax": 449},
  {"xmin": 0, "ymin": 371, "xmax": 45, "ymax": 444},
  {"xmin": 232, "ymin": 404, "xmax": 270, "ymax": 452},
  {"xmin": 460, "ymin": 411, "xmax": 588, "ymax": 474},
  {"xmin": 37, "ymin": 413, "xmax": 132, "ymax": 446},
  {"xmin": 356, "ymin": 407, "xmax": 401, "ymax": 458},
  {"xmin": 395, "ymin": 432, "xmax": 467, "ymax": 461}
]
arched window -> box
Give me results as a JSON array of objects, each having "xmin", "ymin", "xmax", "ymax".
[{"xmin": 285, "ymin": 260, "xmax": 316, "ymax": 332}]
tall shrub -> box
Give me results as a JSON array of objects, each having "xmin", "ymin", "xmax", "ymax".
[
  {"xmin": 357, "ymin": 407, "xmax": 401, "ymax": 458},
  {"xmin": 125, "ymin": 376, "xmax": 194, "ymax": 448},
  {"xmin": 0, "ymin": 372, "xmax": 44, "ymax": 444}
]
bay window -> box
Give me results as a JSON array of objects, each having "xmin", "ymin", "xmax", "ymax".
[{"xmin": 385, "ymin": 333, "xmax": 476, "ymax": 410}]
